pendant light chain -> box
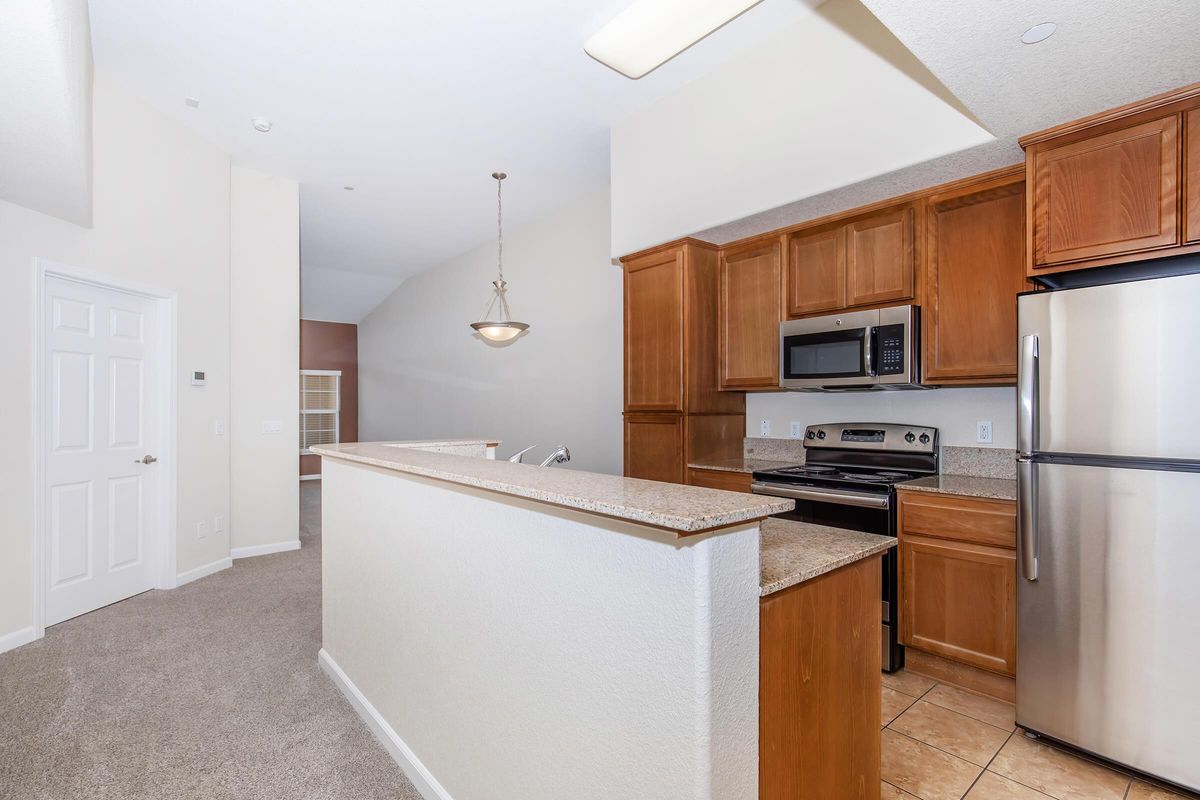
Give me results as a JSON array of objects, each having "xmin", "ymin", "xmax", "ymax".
[{"xmin": 496, "ymin": 173, "xmax": 504, "ymax": 284}]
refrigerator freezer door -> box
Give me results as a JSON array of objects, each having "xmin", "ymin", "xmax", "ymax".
[
  {"xmin": 1017, "ymin": 272, "xmax": 1200, "ymax": 460},
  {"xmin": 1017, "ymin": 461, "xmax": 1200, "ymax": 791}
]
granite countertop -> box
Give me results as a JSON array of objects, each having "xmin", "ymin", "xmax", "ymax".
[
  {"xmin": 311, "ymin": 442, "xmax": 794, "ymax": 534},
  {"xmin": 760, "ymin": 518, "xmax": 896, "ymax": 596},
  {"xmin": 378, "ymin": 438, "xmax": 502, "ymax": 448},
  {"xmin": 686, "ymin": 457, "xmax": 801, "ymax": 474},
  {"xmin": 899, "ymin": 474, "xmax": 1017, "ymax": 502}
]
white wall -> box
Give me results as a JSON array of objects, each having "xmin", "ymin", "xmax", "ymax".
[
  {"xmin": 230, "ymin": 165, "xmax": 300, "ymax": 554},
  {"xmin": 358, "ymin": 187, "xmax": 622, "ymax": 474},
  {"xmin": 0, "ymin": 74, "xmax": 233, "ymax": 641},
  {"xmin": 320, "ymin": 458, "xmax": 760, "ymax": 800},
  {"xmin": 747, "ymin": 387, "xmax": 1017, "ymax": 449},
  {"xmin": 609, "ymin": 0, "xmax": 992, "ymax": 256}
]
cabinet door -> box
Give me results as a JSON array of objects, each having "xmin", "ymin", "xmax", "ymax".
[
  {"xmin": 900, "ymin": 534, "xmax": 1017, "ymax": 676},
  {"xmin": 1187, "ymin": 109, "xmax": 1200, "ymax": 244},
  {"xmin": 624, "ymin": 414, "xmax": 684, "ymax": 483},
  {"xmin": 925, "ymin": 175, "xmax": 1026, "ymax": 383},
  {"xmin": 786, "ymin": 227, "xmax": 844, "ymax": 316},
  {"xmin": 624, "ymin": 250, "xmax": 684, "ymax": 412},
  {"xmin": 1031, "ymin": 115, "xmax": 1179, "ymax": 267},
  {"xmin": 845, "ymin": 207, "xmax": 915, "ymax": 307},
  {"xmin": 719, "ymin": 239, "xmax": 782, "ymax": 390}
]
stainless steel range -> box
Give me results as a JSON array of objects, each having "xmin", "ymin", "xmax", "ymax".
[{"xmin": 751, "ymin": 422, "xmax": 939, "ymax": 672}]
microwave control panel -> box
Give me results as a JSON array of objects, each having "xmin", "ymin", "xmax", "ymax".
[{"xmin": 875, "ymin": 324, "xmax": 906, "ymax": 375}]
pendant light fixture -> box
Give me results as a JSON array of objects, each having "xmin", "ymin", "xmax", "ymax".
[{"xmin": 470, "ymin": 172, "xmax": 529, "ymax": 342}]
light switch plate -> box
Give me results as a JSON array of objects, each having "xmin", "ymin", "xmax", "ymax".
[
  {"xmin": 976, "ymin": 420, "xmax": 993, "ymax": 444},
  {"xmin": 213, "ymin": 419, "xmax": 225, "ymax": 436},
  {"xmin": 260, "ymin": 420, "xmax": 283, "ymax": 435},
  {"xmin": 789, "ymin": 421, "xmax": 803, "ymax": 439},
  {"xmin": 759, "ymin": 419, "xmax": 771, "ymax": 437},
  {"xmin": 214, "ymin": 515, "xmax": 224, "ymax": 534},
  {"xmin": 196, "ymin": 521, "xmax": 208, "ymax": 540}
]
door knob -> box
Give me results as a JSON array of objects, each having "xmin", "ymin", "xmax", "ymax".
[{"xmin": 135, "ymin": 455, "xmax": 158, "ymax": 464}]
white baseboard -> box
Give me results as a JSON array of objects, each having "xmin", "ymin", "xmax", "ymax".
[
  {"xmin": 0, "ymin": 626, "xmax": 39, "ymax": 655},
  {"xmin": 175, "ymin": 556, "xmax": 232, "ymax": 587},
  {"xmin": 318, "ymin": 648, "xmax": 453, "ymax": 800},
  {"xmin": 231, "ymin": 540, "xmax": 301, "ymax": 560},
  {"xmin": 299, "ymin": 474, "xmax": 321, "ymax": 481}
]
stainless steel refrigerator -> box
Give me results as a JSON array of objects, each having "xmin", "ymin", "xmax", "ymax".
[{"xmin": 1017, "ymin": 272, "xmax": 1200, "ymax": 792}]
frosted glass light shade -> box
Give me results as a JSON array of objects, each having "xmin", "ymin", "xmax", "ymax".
[
  {"xmin": 584, "ymin": 0, "xmax": 763, "ymax": 79},
  {"xmin": 470, "ymin": 321, "xmax": 528, "ymax": 342}
]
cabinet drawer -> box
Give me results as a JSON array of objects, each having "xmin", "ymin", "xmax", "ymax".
[
  {"xmin": 686, "ymin": 468, "xmax": 752, "ymax": 493},
  {"xmin": 898, "ymin": 491, "xmax": 1016, "ymax": 549}
]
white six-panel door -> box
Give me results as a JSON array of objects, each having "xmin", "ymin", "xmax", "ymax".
[{"xmin": 44, "ymin": 275, "xmax": 163, "ymax": 625}]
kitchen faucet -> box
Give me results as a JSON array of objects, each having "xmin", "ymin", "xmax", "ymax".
[{"xmin": 539, "ymin": 445, "xmax": 571, "ymax": 467}]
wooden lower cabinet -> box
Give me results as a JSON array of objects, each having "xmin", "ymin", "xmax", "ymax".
[
  {"xmin": 686, "ymin": 467, "xmax": 752, "ymax": 493},
  {"xmin": 898, "ymin": 491, "xmax": 1017, "ymax": 676},
  {"xmin": 760, "ymin": 556, "xmax": 881, "ymax": 800},
  {"xmin": 624, "ymin": 414, "xmax": 684, "ymax": 483}
]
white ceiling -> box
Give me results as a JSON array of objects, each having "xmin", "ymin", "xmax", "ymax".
[
  {"xmin": 87, "ymin": 0, "xmax": 825, "ymax": 321},
  {"xmin": 697, "ymin": 0, "xmax": 1200, "ymax": 243},
  {"xmin": 1, "ymin": 0, "xmax": 93, "ymax": 226}
]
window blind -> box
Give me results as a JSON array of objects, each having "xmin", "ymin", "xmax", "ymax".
[{"xmin": 300, "ymin": 371, "xmax": 340, "ymax": 452}]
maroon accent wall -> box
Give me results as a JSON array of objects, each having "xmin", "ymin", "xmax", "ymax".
[{"xmin": 300, "ymin": 320, "xmax": 358, "ymax": 476}]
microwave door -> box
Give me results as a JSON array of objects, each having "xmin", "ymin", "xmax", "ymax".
[{"xmin": 780, "ymin": 309, "xmax": 880, "ymax": 389}]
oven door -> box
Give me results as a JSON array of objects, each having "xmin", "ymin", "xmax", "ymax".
[{"xmin": 780, "ymin": 308, "xmax": 879, "ymax": 389}]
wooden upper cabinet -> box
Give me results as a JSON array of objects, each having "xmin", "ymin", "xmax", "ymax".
[
  {"xmin": 845, "ymin": 206, "xmax": 915, "ymax": 308},
  {"xmin": 786, "ymin": 227, "xmax": 845, "ymax": 316},
  {"xmin": 1029, "ymin": 114, "xmax": 1180, "ymax": 269},
  {"xmin": 924, "ymin": 171, "xmax": 1026, "ymax": 384},
  {"xmin": 718, "ymin": 238, "xmax": 782, "ymax": 390},
  {"xmin": 623, "ymin": 249, "xmax": 684, "ymax": 412},
  {"xmin": 1187, "ymin": 108, "xmax": 1200, "ymax": 244}
]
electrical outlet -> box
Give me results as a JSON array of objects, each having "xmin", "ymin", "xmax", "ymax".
[
  {"xmin": 790, "ymin": 421, "xmax": 803, "ymax": 439},
  {"xmin": 213, "ymin": 419, "xmax": 225, "ymax": 436},
  {"xmin": 260, "ymin": 420, "xmax": 283, "ymax": 435},
  {"xmin": 976, "ymin": 420, "xmax": 993, "ymax": 444},
  {"xmin": 196, "ymin": 521, "xmax": 208, "ymax": 540},
  {"xmin": 759, "ymin": 419, "xmax": 771, "ymax": 437},
  {"xmin": 214, "ymin": 515, "xmax": 225, "ymax": 534}
]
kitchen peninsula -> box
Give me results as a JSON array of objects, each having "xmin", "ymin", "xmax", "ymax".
[{"xmin": 312, "ymin": 440, "xmax": 895, "ymax": 800}]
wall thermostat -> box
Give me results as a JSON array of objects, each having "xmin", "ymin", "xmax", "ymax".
[{"xmin": 190, "ymin": 370, "xmax": 207, "ymax": 386}]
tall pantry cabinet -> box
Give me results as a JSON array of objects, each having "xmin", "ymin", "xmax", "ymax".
[{"xmin": 622, "ymin": 240, "xmax": 745, "ymax": 483}]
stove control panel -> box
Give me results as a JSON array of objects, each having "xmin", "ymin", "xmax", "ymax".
[{"xmin": 803, "ymin": 423, "xmax": 938, "ymax": 453}]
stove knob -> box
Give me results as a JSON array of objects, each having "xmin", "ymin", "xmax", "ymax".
[
  {"xmin": 817, "ymin": 430, "xmax": 827, "ymax": 440},
  {"xmin": 805, "ymin": 430, "xmax": 816, "ymax": 440},
  {"xmin": 918, "ymin": 433, "xmax": 931, "ymax": 445},
  {"xmin": 904, "ymin": 431, "xmax": 916, "ymax": 444}
]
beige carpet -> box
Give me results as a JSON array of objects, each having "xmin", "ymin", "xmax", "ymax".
[{"xmin": 0, "ymin": 481, "xmax": 421, "ymax": 799}]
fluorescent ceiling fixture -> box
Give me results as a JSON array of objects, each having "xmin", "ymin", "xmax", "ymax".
[{"xmin": 585, "ymin": 0, "xmax": 764, "ymax": 79}]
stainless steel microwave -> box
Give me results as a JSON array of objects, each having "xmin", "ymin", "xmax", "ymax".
[{"xmin": 779, "ymin": 305, "xmax": 923, "ymax": 391}]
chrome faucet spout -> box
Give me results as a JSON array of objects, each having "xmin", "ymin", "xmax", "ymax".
[
  {"xmin": 508, "ymin": 445, "xmax": 537, "ymax": 464},
  {"xmin": 539, "ymin": 446, "xmax": 571, "ymax": 467}
]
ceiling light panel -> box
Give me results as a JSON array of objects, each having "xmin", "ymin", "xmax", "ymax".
[{"xmin": 585, "ymin": 0, "xmax": 764, "ymax": 79}]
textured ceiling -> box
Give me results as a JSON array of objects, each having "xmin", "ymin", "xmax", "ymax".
[
  {"xmin": 88, "ymin": 0, "xmax": 822, "ymax": 321},
  {"xmin": 696, "ymin": 0, "xmax": 1200, "ymax": 244},
  {"xmin": 0, "ymin": 0, "xmax": 92, "ymax": 225}
]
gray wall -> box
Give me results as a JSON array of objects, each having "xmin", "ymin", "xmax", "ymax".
[{"xmin": 358, "ymin": 187, "xmax": 623, "ymax": 475}]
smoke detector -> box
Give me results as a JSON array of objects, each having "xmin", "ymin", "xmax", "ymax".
[{"xmin": 251, "ymin": 117, "xmax": 273, "ymax": 133}]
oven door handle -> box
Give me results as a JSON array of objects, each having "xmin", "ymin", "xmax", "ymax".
[{"xmin": 751, "ymin": 482, "xmax": 891, "ymax": 509}]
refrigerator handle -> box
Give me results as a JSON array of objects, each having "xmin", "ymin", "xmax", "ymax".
[
  {"xmin": 1018, "ymin": 334, "xmax": 1039, "ymax": 456},
  {"xmin": 1018, "ymin": 458, "xmax": 1039, "ymax": 582}
]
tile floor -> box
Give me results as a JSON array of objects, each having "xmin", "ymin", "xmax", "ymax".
[{"xmin": 880, "ymin": 670, "xmax": 1198, "ymax": 800}]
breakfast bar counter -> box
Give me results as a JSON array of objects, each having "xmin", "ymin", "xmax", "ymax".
[{"xmin": 312, "ymin": 440, "xmax": 886, "ymax": 800}]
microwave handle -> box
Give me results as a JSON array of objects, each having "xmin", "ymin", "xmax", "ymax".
[{"xmin": 863, "ymin": 327, "xmax": 875, "ymax": 377}]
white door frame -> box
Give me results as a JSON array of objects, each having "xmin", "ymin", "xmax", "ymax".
[{"xmin": 32, "ymin": 258, "xmax": 179, "ymax": 639}]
